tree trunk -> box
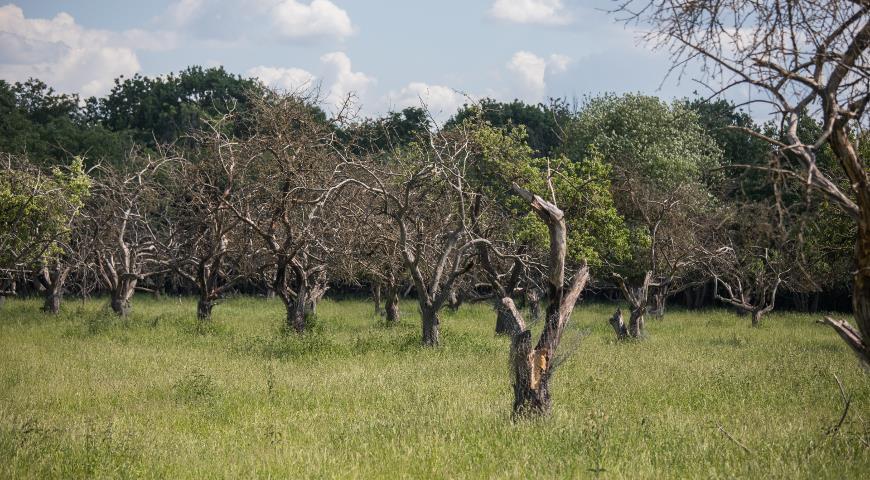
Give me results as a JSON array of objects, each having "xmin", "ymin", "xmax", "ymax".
[
  {"xmin": 751, "ymin": 309, "xmax": 763, "ymax": 327},
  {"xmin": 628, "ymin": 307, "xmax": 645, "ymax": 338},
  {"xmin": 384, "ymin": 287, "xmax": 400, "ymax": 325},
  {"xmin": 110, "ymin": 296, "xmax": 130, "ymax": 316},
  {"xmin": 853, "ymin": 221, "xmax": 870, "ymax": 361},
  {"xmin": 510, "ymin": 330, "xmax": 551, "ymax": 415},
  {"xmin": 447, "ymin": 289, "xmax": 462, "ymax": 312},
  {"xmin": 528, "ymin": 288, "xmax": 541, "ymax": 322},
  {"xmin": 372, "ymin": 283, "xmax": 383, "ymax": 315},
  {"xmin": 650, "ymin": 290, "xmax": 666, "ymax": 320},
  {"xmin": 421, "ymin": 306, "xmax": 440, "ymax": 347},
  {"xmin": 43, "ymin": 292, "xmax": 62, "ymax": 314},
  {"xmin": 110, "ymin": 279, "xmax": 136, "ymax": 316},
  {"xmin": 609, "ymin": 309, "xmax": 628, "ymax": 340},
  {"xmin": 286, "ymin": 301, "xmax": 306, "ymax": 333},
  {"xmin": 494, "ymin": 301, "xmax": 516, "ymax": 335},
  {"xmin": 197, "ymin": 298, "xmax": 214, "ymax": 320}
]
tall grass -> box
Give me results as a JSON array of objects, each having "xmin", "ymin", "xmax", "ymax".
[{"xmin": 0, "ymin": 295, "xmax": 867, "ymax": 478}]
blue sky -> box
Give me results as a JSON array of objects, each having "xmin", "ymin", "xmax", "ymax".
[{"xmin": 0, "ymin": 1, "xmax": 755, "ymax": 121}]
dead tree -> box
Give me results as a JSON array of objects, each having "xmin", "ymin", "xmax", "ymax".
[
  {"xmin": 499, "ymin": 183, "xmax": 590, "ymax": 416},
  {"xmin": 352, "ymin": 124, "xmax": 481, "ymax": 346},
  {"xmin": 163, "ymin": 123, "xmax": 250, "ymax": 320},
  {"xmin": 89, "ymin": 156, "xmax": 169, "ymax": 316},
  {"xmin": 218, "ymin": 91, "xmax": 356, "ymax": 333},
  {"xmin": 701, "ymin": 201, "xmax": 792, "ymax": 327},
  {"xmin": 608, "ymin": 179, "xmax": 709, "ymax": 337},
  {"xmin": 612, "ymin": 0, "xmax": 870, "ymax": 362}
]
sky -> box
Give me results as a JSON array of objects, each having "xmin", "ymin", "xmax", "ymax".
[{"xmin": 0, "ymin": 0, "xmax": 757, "ymax": 122}]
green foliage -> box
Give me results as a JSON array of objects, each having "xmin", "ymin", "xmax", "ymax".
[
  {"xmin": 0, "ymin": 79, "xmax": 131, "ymax": 167},
  {"xmin": 0, "ymin": 156, "xmax": 91, "ymax": 270},
  {"xmin": 91, "ymin": 66, "xmax": 265, "ymax": 147},
  {"xmin": 471, "ymin": 120, "xmax": 629, "ymax": 267},
  {"xmin": 449, "ymin": 98, "xmax": 570, "ymax": 157},
  {"xmin": 561, "ymin": 93, "xmax": 722, "ymax": 188}
]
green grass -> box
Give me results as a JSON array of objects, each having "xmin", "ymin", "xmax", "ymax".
[{"xmin": 0, "ymin": 295, "xmax": 867, "ymax": 479}]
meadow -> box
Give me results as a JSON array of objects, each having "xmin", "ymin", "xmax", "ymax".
[{"xmin": 0, "ymin": 296, "xmax": 867, "ymax": 479}]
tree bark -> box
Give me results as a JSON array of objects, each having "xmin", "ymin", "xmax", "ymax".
[
  {"xmin": 286, "ymin": 301, "xmax": 306, "ymax": 333},
  {"xmin": 110, "ymin": 296, "xmax": 131, "ymax": 316},
  {"xmin": 447, "ymin": 289, "xmax": 463, "ymax": 312},
  {"xmin": 628, "ymin": 307, "xmax": 646, "ymax": 338},
  {"xmin": 109, "ymin": 277, "xmax": 136, "ymax": 316},
  {"xmin": 494, "ymin": 301, "xmax": 514, "ymax": 335},
  {"xmin": 421, "ymin": 305, "xmax": 440, "ymax": 346},
  {"xmin": 751, "ymin": 309, "xmax": 763, "ymax": 327},
  {"xmin": 609, "ymin": 309, "xmax": 628, "ymax": 340},
  {"xmin": 384, "ymin": 286, "xmax": 400, "ymax": 325},
  {"xmin": 43, "ymin": 292, "xmax": 62, "ymax": 314},
  {"xmin": 372, "ymin": 283, "xmax": 383, "ymax": 315},
  {"xmin": 505, "ymin": 183, "xmax": 590, "ymax": 417},
  {"xmin": 197, "ymin": 297, "xmax": 214, "ymax": 320},
  {"xmin": 650, "ymin": 290, "xmax": 666, "ymax": 320},
  {"xmin": 528, "ymin": 288, "xmax": 542, "ymax": 323}
]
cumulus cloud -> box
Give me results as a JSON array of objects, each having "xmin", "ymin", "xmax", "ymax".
[
  {"xmin": 388, "ymin": 82, "xmax": 469, "ymax": 124},
  {"xmin": 488, "ymin": 0, "xmax": 571, "ymax": 26},
  {"xmin": 272, "ymin": 0, "xmax": 354, "ymax": 40},
  {"xmin": 506, "ymin": 50, "xmax": 572, "ymax": 100},
  {"xmin": 248, "ymin": 52, "xmax": 374, "ymax": 112},
  {"xmin": 320, "ymin": 51, "xmax": 375, "ymax": 109},
  {"xmin": 247, "ymin": 65, "xmax": 316, "ymax": 92},
  {"xmin": 0, "ymin": 4, "xmax": 164, "ymax": 96}
]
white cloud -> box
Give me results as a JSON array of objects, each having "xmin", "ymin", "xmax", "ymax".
[
  {"xmin": 489, "ymin": 0, "xmax": 571, "ymax": 26},
  {"xmin": 249, "ymin": 52, "xmax": 374, "ymax": 112},
  {"xmin": 247, "ymin": 65, "xmax": 316, "ymax": 92},
  {"xmin": 320, "ymin": 51, "xmax": 375, "ymax": 109},
  {"xmin": 506, "ymin": 50, "xmax": 571, "ymax": 100},
  {"xmin": 0, "ymin": 4, "xmax": 147, "ymax": 96},
  {"xmin": 388, "ymin": 82, "xmax": 469, "ymax": 124},
  {"xmin": 272, "ymin": 0, "xmax": 353, "ymax": 40}
]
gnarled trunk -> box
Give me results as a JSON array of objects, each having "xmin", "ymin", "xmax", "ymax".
[
  {"xmin": 510, "ymin": 330, "xmax": 551, "ymax": 414},
  {"xmin": 608, "ymin": 309, "xmax": 628, "ymax": 340},
  {"xmin": 197, "ymin": 298, "xmax": 214, "ymax": 320},
  {"xmin": 384, "ymin": 286, "xmax": 401, "ymax": 325},
  {"xmin": 110, "ymin": 278, "xmax": 136, "ymax": 316},
  {"xmin": 43, "ymin": 292, "xmax": 62, "ymax": 314},
  {"xmin": 286, "ymin": 301, "xmax": 306, "ymax": 333},
  {"xmin": 447, "ymin": 289, "xmax": 463, "ymax": 312},
  {"xmin": 494, "ymin": 301, "xmax": 514, "ymax": 335},
  {"xmin": 650, "ymin": 290, "xmax": 666, "ymax": 320},
  {"xmin": 629, "ymin": 307, "xmax": 646, "ymax": 337},
  {"xmin": 421, "ymin": 305, "xmax": 440, "ymax": 346}
]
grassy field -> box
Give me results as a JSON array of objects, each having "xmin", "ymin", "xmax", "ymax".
[{"xmin": 0, "ymin": 295, "xmax": 867, "ymax": 479}]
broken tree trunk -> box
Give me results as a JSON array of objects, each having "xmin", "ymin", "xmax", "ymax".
[{"xmin": 501, "ymin": 183, "xmax": 591, "ymax": 417}]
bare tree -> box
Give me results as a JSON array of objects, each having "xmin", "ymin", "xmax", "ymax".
[
  {"xmin": 611, "ymin": 0, "xmax": 869, "ymax": 361},
  {"xmin": 353, "ymin": 123, "xmax": 483, "ymax": 346},
  {"xmin": 89, "ymin": 155, "xmax": 170, "ymax": 316},
  {"xmin": 162, "ymin": 122, "xmax": 251, "ymax": 320},
  {"xmin": 608, "ymin": 178, "xmax": 710, "ymax": 338},
  {"xmin": 216, "ymin": 91, "xmax": 357, "ymax": 332}
]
